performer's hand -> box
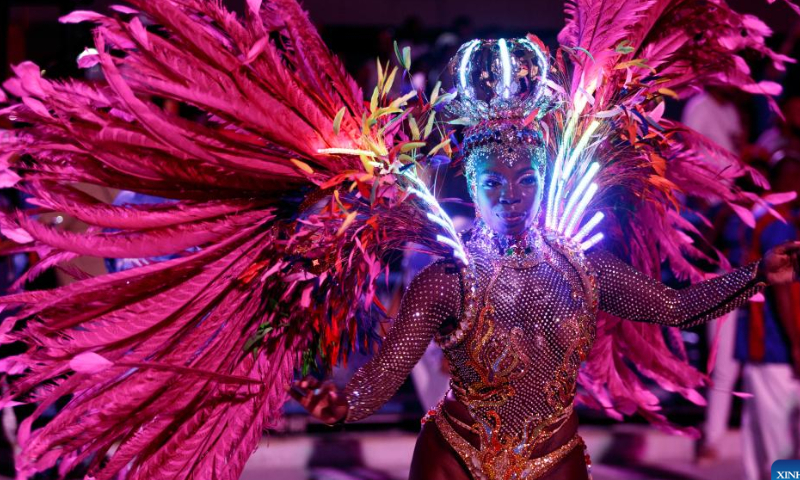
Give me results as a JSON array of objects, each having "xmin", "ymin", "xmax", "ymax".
[
  {"xmin": 761, "ymin": 241, "xmax": 800, "ymax": 285},
  {"xmin": 286, "ymin": 376, "xmax": 348, "ymax": 425}
]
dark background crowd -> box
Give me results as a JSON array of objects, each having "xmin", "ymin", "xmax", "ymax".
[{"xmin": 0, "ymin": 1, "xmax": 800, "ymax": 479}]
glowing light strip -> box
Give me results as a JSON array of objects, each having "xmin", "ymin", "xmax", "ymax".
[
  {"xmin": 406, "ymin": 184, "xmax": 469, "ymax": 265},
  {"xmin": 437, "ymin": 235, "xmax": 468, "ymax": 264},
  {"xmin": 427, "ymin": 212, "xmax": 458, "ymax": 240},
  {"xmin": 545, "ymin": 155, "xmax": 563, "ymax": 230},
  {"xmin": 499, "ymin": 39, "xmax": 511, "ymax": 99},
  {"xmin": 558, "ymin": 162, "xmax": 600, "ymax": 233},
  {"xmin": 546, "ymin": 132, "xmax": 572, "ymax": 227},
  {"xmin": 408, "ymin": 187, "xmax": 442, "ymax": 215},
  {"xmin": 459, "ymin": 40, "xmax": 480, "ymax": 92},
  {"xmin": 317, "ymin": 148, "xmax": 376, "ymax": 157},
  {"xmin": 580, "ymin": 232, "xmax": 604, "ymax": 251},
  {"xmin": 572, "ymin": 81, "xmax": 592, "ymax": 118},
  {"xmin": 564, "ymin": 183, "xmax": 598, "ymax": 236},
  {"xmin": 573, "ymin": 211, "xmax": 605, "ymax": 243},
  {"xmin": 546, "ymin": 109, "xmax": 582, "ymax": 229},
  {"xmin": 561, "ymin": 120, "xmax": 600, "ymax": 181},
  {"xmin": 519, "ymin": 38, "xmax": 549, "ymax": 103}
]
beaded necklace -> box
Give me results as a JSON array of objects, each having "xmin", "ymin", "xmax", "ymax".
[{"xmin": 468, "ymin": 220, "xmax": 544, "ymax": 267}]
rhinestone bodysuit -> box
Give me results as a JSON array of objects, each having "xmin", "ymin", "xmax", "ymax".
[{"xmin": 343, "ymin": 226, "xmax": 763, "ymax": 479}]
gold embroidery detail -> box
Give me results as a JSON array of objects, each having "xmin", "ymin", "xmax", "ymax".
[
  {"xmin": 434, "ymin": 405, "xmax": 584, "ymax": 480},
  {"xmin": 459, "ymin": 266, "xmax": 531, "ymax": 409}
]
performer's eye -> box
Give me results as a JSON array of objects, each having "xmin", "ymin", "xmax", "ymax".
[
  {"xmin": 482, "ymin": 178, "xmax": 501, "ymax": 188},
  {"xmin": 519, "ymin": 175, "xmax": 537, "ymax": 186}
]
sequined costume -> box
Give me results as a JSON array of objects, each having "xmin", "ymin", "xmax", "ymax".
[{"xmin": 344, "ymin": 224, "xmax": 764, "ymax": 478}]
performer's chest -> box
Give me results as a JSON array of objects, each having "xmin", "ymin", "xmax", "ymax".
[
  {"xmin": 480, "ymin": 263, "xmax": 590, "ymax": 351},
  {"xmin": 464, "ymin": 259, "xmax": 594, "ymax": 364},
  {"xmin": 444, "ymin": 252, "xmax": 597, "ymax": 393}
]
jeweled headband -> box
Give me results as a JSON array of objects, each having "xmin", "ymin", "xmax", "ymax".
[
  {"xmin": 462, "ymin": 121, "xmax": 546, "ymax": 184},
  {"xmin": 445, "ymin": 37, "xmax": 552, "ymax": 187}
]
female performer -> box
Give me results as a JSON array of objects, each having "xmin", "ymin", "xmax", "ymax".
[{"xmin": 289, "ymin": 56, "xmax": 800, "ymax": 478}]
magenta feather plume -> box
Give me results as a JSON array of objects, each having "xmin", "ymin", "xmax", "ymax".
[
  {"xmin": 0, "ymin": 0, "xmax": 460, "ymax": 477},
  {"xmin": 556, "ymin": 0, "xmax": 797, "ymax": 434}
]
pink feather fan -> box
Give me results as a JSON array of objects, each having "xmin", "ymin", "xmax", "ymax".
[
  {"xmin": 558, "ymin": 0, "xmax": 797, "ymax": 435},
  {"xmin": 0, "ymin": 0, "xmax": 454, "ymax": 478}
]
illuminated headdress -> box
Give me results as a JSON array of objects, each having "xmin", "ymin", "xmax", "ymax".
[
  {"xmin": 446, "ymin": 36, "xmax": 608, "ymax": 249},
  {"xmin": 446, "ymin": 38, "xmax": 552, "ymax": 187}
]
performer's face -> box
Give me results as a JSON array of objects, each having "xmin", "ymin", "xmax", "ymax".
[{"xmin": 472, "ymin": 153, "xmax": 542, "ymax": 236}]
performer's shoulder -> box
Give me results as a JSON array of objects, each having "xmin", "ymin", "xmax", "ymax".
[{"xmin": 418, "ymin": 257, "xmax": 463, "ymax": 280}]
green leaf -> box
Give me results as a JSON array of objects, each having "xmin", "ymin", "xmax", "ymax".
[
  {"xmin": 430, "ymin": 81, "xmax": 442, "ymax": 106},
  {"xmin": 402, "ymin": 46, "xmax": 411, "ymax": 71},
  {"xmin": 257, "ymin": 324, "xmax": 274, "ymax": 335},
  {"xmin": 394, "ymin": 40, "xmax": 403, "ymax": 68},
  {"xmin": 400, "ymin": 141, "xmax": 427, "ymax": 153},
  {"xmin": 446, "ymin": 117, "xmax": 473, "ymax": 126},
  {"xmin": 437, "ymin": 91, "xmax": 457, "ymax": 105},
  {"xmin": 251, "ymin": 345, "xmax": 261, "ymax": 360},
  {"xmin": 428, "ymin": 138, "xmax": 450, "ymax": 157},
  {"xmin": 614, "ymin": 58, "xmax": 654, "ymax": 72},
  {"xmin": 333, "ymin": 107, "xmax": 346, "ymax": 136},
  {"xmin": 574, "ymin": 46, "xmax": 595, "ymax": 63},
  {"xmin": 383, "ymin": 66, "xmax": 398, "ymax": 97},
  {"xmin": 408, "ymin": 115, "xmax": 420, "ymax": 140},
  {"xmin": 382, "ymin": 111, "xmax": 408, "ymax": 132},
  {"xmin": 370, "ymin": 86, "xmax": 379, "ymax": 113},
  {"xmin": 301, "ymin": 348, "xmax": 317, "ymax": 377},
  {"xmin": 373, "ymin": 107, "xmax": 403, "ymax": 119},
  {"xmin": 389, "ymin": 90, "xmax": 418, "ymax": 110},
  {"xmin": 423, "ymin": 111, "xmax": 436, "ymax": 139},
  {"xmin": 244, "ymin": 334, "xmax": 262, "ymax": 353},
  {"xmin": 615, "ymin": 40, "xmax": 635, "ymax": 54}
]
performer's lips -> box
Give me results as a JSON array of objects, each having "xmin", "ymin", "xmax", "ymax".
[{"xmin": 497, "ymin": 211, "xmax": 525, "ymax": 223}]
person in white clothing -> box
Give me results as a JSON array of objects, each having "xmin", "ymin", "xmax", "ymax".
[
  {"xmin": 682, "ymin": 87, "xmax": 747, "ymax": 463},
  {"xmin": 737, "ymin": 96, "xmax": 800, "ymax": 479}
]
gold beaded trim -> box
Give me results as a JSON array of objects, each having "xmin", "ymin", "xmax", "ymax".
[
  {"xmin": 433, "ymin": 406, "xmax": 585, "ymax": 480},
  {"xmin": 436, "ymin": 263, "xmax": 479, "ymax": 348}
]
